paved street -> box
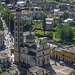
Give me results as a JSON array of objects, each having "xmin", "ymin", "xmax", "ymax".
[
  {"xmin": 50, "ymin": 59, "xmax": 74, "ymax": 75},
  {"xmin": 0, "ymin": 16, "xmax": 14, "ymax": 64}
]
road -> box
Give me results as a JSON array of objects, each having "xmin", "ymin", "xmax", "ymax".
[
  {"xmin": 50, "ymin": 59, "xmax": 74, "ymax": 75},
  {"xmin": 0, "ymin": 16, "xmax": 14, "ymax": 64}
]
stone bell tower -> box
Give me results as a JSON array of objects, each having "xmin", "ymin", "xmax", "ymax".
[{"xmin": 14, "ymin": 7, "xmax": 23, "ymax": 63}]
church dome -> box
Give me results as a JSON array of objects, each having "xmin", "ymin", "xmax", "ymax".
[
  {"xmin": 26, "ymin": 34, "xmax": 35, "ymax": 40},
  {"xmin": 26, "ymin": 34, "xmax": 35, "ymax": 43}
]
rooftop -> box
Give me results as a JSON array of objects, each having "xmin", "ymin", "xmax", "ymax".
[
  {"xmin": 0, "ymin": 31, "xmax": 4, "ymax": 36},
  {"xmin": 0, "ymin": 52, "xmax": 10, "ymax": 59},
  {"xmin": 54, "ymin": 45, "xmax": 75, "ymax": 54},
  {"xmin": 29, "ymin": 66, "xmax": 49, "ymax": 75}
]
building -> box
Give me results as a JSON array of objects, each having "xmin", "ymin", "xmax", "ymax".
[
  {"xmin": 51, "ymin": 45, "xmax": 75, "ymax": 64},
  {"xmin": 14, "ymin": 7, "xmax": 50, "ymax": 67},
  {"xmin": 14, "ymin": 7, "xmax": 23, "ymax": 63},
  {"xmin": 46, "ymin": 18, "xmax": 54, "ymax": 30},
  {"xmin": 0, "ymin": 52, "xmax": 11, "ymax": 70},
  {"xmin": 27, "ymin": 66, "xmax": 50, "ymax": 75},
  {"xmin": 0, "ymin": 31, "xmax": 4, "ymax": 49},
  {"xmin": 3, "ymin": 65, "xmax": 26, "ymax": 75}
]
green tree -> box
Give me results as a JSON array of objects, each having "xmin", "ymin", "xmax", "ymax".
[
  {"xmin": 0, "ymin": 18, "xmax": 3, "ymax": 30},
  {"xmin": 62, "ymin": 12, "xmax": 69, "ymax": 20},
  {"xmin": 47, "ymin": 32, "xmax": 53, "ymax": 39},
  {"xmin": 23, "ymin": 22, "xmax": 32, "ymax": 31},
  {"xmin": 0, "ymin": 69, "xmax": 3, "ymax": 74},
  {"xmin": 42, "ymin": 15, "xmax": 46, "ymax": 35},
  {"xmin": 56, "ymin": 24, "xmax": 74, "ymax": 42},
  {"xmin": 1, "ymin": 8, "xmax": 14, "ymax": 32}
]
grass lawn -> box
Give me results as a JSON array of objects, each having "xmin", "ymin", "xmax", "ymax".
[
  {"xmin": 32, "ymin": 20, "xmax": 42, "ymax": 28},
  {"xmin": 53, "ymin": 32, "xmax": 61, "ymax": 41},
  {"xmin": 35, "ymin": 30, "xmax": 49, "ymax": 35}
]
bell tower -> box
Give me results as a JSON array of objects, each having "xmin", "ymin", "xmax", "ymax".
[{"xmin": 14, "ymin": 7, "xmax": 23, "ymax": 63}]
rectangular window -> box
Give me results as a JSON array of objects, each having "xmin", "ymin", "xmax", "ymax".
[
  {"xmin": 16, "ymin": 23, "xmax": 17, "ymax": 26},
  {"xmin": 20, "ymin": 28, "xmax": 22, "ymax": 31},
  {"xmin": 20, "ymin": 33, "xmax": 22, "ymax": 36},
  {"xmin": 16, "ymin": 44, "xmax": 17, "ymax": 46},
  {"xmin": 20, "ymin": 38, "xmax": 22, "ymax": 42},
  {"xmin": 16, "ymin": 38, "xmax": 17, "ymax": 42},
  {"xmin": 16, "ymin": 33, "xmax": 17, "ymax": 36},
  {"xmin": 15, "ymin": 28, "xmax": 17, "ymax": 31}
]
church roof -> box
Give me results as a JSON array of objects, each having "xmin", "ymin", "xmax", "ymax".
[
  {"xmin": 31, "ymin": 44, "xmax": 37, "ymax": 49},
  {"xmin": 28, "ymin": 51, "xmax": 36, "ymax": 56},
  {"xmin": 26, "ymin": 34, "xmax": 35, "ymax": 40}
]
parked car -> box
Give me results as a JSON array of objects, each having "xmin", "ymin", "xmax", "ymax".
[{"xmin": 59, "ymin": 61, "xmax": 66, "ymax": 66}]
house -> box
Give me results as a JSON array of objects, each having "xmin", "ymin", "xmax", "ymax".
[
  {"xmin": 54, "ymin": 9, "xmax": 60, "ymax": 16},
  {"xmin": 14, "ymin": 9, "xmax": 33, "ymax": 24},
  {"xmin": 46, "ymin": 18, "xmax": 54, "ymax": 30},
  {"xmin": 21, "ymin": 10, "xmax": 33, "ymax": 23},
  {"xmin": 51, "ymin": 45, "xmax": 75, "ymax": 64},
  {"xmin": 0, "ymin": 52, "xmax": 11, "ymax": 70},
  {"xmin": 27, "ymin": 66, "xmax": 50, "ymax": 75},
  {"xmin": 63, "ymin": 18, "xmax": 73, "ymax": 24},
  {"xmin": 44, "ymin": 2, "xmax": 59, "ymax": 11},
  {"xmin": 32, "ymin": 7, "xmax": 43, "ymax": 20},
  {"xmin": 69, "ymin": 9, "xmax": 75, "ymax": 19}
]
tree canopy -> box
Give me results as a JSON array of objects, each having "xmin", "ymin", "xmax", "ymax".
[
  {"xmin": 56, "ymin": 24, "xmax": 74, "ymax": 42},
  {"xmin": 1, "ymin": 8, "xmax": 14, "ymax": 33},
  {"xmin": 62, "ymin": 12, "xmax": 69, "ymax": 20},
  {"xmin": 42, "ymin": 14, "xmax": 46, "ymax": 35},
  {"xmin": 23, "ymin": 22, "xmax": 32, "ymax": 31}
]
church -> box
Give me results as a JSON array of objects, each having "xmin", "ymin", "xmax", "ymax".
[{"xmin": 14, "ymin": 7, "xmax": 50, "ymax": 67}]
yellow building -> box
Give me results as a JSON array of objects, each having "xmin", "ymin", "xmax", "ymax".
[
  {"xmin": 27, "ymin": 66, "xmax": 50, "ymax": 75},
  {"xmin": 51, "ymin": 45, "xmax": 75, "ymax": 64}
]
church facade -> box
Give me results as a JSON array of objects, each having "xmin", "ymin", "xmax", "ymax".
[{"xmin": 14, "ymin": 7, "xmax": 50, "ymax": 67}]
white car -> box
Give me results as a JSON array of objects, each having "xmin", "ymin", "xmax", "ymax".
[{"xmin": 59, "ymin": 61, "xmax": 66, "ymax": 66}]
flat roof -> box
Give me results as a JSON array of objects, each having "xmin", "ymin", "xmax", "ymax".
[
  {"xmin": 29, "ymin": 66, "xmax": 49, "ymax": 74},
  {"xmin": 54, "ymin": 45, "xmax": 75, "ymax": 54},
  {"xmin": 46, "ymin": 18, "xmax": 53, "ymax": 21}
]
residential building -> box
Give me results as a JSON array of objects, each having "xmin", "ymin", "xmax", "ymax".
[
  {"xmin": 14, "ymin": 7, "xmax": 50, "ymax": 67},
  {"xmin": 27, "ymin": 66, "xmax": 50, "ymax": 75},
  {"xmin": 22, "ymin": 10, "xmax": 32, "ymax": 23},
  {"xmin": 0, "ymin": 31, "xmax": 4, "ymax": 49},
  {"xmin": 51, "ymin": 45, "xmax": 75, "ymax": 64},
  {"xmin": 12, "ymin": 9, "xmax": 32, "ymax": 24},
  {"xmin": 54, "ymin": 9, "xmax": 60, "ymax": 16},
  {"xmin": 32, "ymin": 7, "xmax": 43, "ymax": 20},
  {"xmin": 44, "ymin": 2, "xmax": 59, "ymax": 11},
  {"xmin": 0, "ymin": 52, "xmax": 11, "ymax": 70},
  {"xmin": 46, "ymin": 18, "xmax": 54, "ymax": 30}
]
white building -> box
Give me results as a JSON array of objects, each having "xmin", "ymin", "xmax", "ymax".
[
  {"xmin": 46, "ymin": 18, "xmax": 54, "ymax": 30},
  {"xmin": 0, "ymin": 52, "xmax": 11, "ymax": 70},
  {"xmin": 14, "ymin": 7, "xmax": 50, "ymax": 67},
  {"xmin": 54, "ymin": 9, "xmax": 60, "ymax": 16}
]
